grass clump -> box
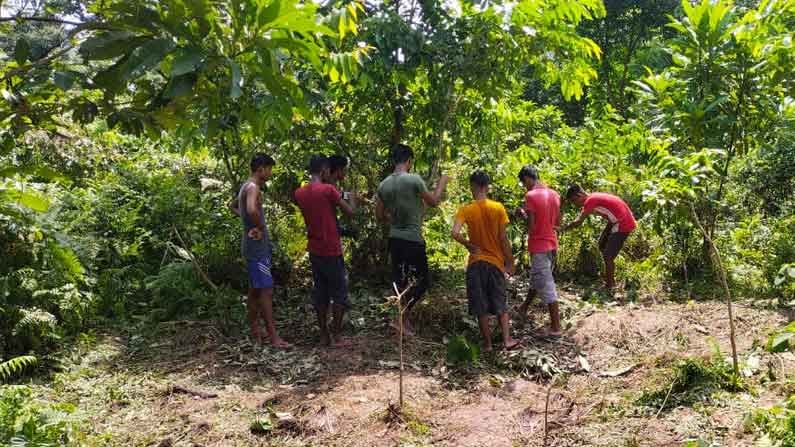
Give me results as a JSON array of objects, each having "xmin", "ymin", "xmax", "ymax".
[
  {"xmin": 0, "ymin": 385, "xmax": 87, "ymax": 446},
  {"xmin": 637, "ymin": 356, "xmax": 746, "ymax": 412},
  {"xmin": 747, "ymin": 396, "xmax": 795, "ymax": 446}
]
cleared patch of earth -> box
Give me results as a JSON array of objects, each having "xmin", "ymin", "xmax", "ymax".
[{"xmin": 36, "ymin": 294, "xmax": 794, "ymax": 447}]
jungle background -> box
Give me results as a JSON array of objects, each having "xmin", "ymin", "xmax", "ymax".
[{"xmin": 1, "ymin": 0, "xmax": 795, "ymax": 445}]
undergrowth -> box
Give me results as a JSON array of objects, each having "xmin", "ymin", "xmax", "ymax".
[
  {"xmin": 747, "ymin": 396, "xmax": 795, "ymax": 446},
  {"xmin": 637, "ymin": 355, "xmax": 747, "ymax": 412}
]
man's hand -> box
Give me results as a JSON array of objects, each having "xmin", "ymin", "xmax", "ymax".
[
  {"xmin": 504, "ymin": 260, "xmax": 515, "ymax": 276},
  {"xmin": 514, "ymin": 207, "xmax": 527, "ymax": 221},
  {"xmin": 248, "ymin": 227, "xmax": 264, "ymax": 240}
]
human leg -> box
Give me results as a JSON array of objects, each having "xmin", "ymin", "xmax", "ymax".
[
  {"xmin": 601, "ymin": 232, "xmax": 629, "ymax": 291},
  {"xmin": 401, "ymin": 241, "xmax": 430, "ymax": 333},
  {"xmin": 478, "ymin": 315, "xmax": 494, "ymax": 352},
  {"xmin": 310, "ymin": 254, "xmax": 332, "ymax": 346},
  {"xmin": 532, "ymin": 252, "xmax": 561, "ymax": 335},
  {"xmin": 261, "ymin": 287, "xmax": 289, "ymax": 348},
  {"xmin": 247, "ymin": 288, "xmax": 263, "ymax": 343}
]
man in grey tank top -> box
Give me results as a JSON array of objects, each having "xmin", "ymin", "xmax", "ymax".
[{"xmin": 229, "ymin": 154, "xmax": 290, "ymax": 348}]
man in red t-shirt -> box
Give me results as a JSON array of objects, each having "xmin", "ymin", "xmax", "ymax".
[
  {"xmin": 563, "ymin": 184, "xmax": 637, "ymax": 291},
  {"xmin": 515, "ymin": 166, "xmax": 561, "ymax": 337},
  {"xmin": 294, "ymin": 155, "xmax": 357, "ymax": 347}
]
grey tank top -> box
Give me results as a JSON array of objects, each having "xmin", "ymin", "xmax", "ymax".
[{"xmin": 238, "ymin": 181, "xmax": 271, "ymax": 260}]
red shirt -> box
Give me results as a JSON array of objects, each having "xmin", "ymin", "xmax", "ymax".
[
  {"xmin": 524, "ymin": 185, "xmax": 560, "ymax": 254},
  {"xmin": 294, "ymin": 183, "xmax": 342, "ymax": 257},
  {"xmin": 583, "ymin": 192, "xmax": 637, "ymax": 233}
]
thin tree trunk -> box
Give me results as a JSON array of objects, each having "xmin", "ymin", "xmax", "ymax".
[{"xmin": 689, "ymin": 204, "xmax": 739, "ymax": 375}]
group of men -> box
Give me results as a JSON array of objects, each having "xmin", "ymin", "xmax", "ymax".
[{"xmin": 231, "ymin": 145, "xmax": 636, "ymax": 351}]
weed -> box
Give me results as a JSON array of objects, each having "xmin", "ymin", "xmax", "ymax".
[
  {"xmin": 637, "ymin": 356, "xmax": 746, "ymax": 412},
  {"xmin": 747, "ymin": 396, "xmax": 795, "ymax": 446}
]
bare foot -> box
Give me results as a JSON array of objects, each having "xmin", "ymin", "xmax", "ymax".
[
  {"xmin": 503, "ymin": 339, "xmax": 521, "ymax": 351},
  {"xmin": 481, "ymin": 343, "xmax": 493, "ymax": 353},
  {"xmin": 269, "ymin": 337, "xmax": 292, "ymax": 349},
  {"xmin": 535, "ymin": 328, "xmax": 562, "ymax": 339},
  {"xmin": 330, "ymin": 336, "xmax": 354, "ymax": 348}
]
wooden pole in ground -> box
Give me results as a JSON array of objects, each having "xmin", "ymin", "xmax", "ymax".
[
  {"xmin": 689, "ymin": 204, "xmax": 739, "ymax": 375},
  {"xmin": 392, "ymin": 282, "xmax": 413, "ymax": 412}
]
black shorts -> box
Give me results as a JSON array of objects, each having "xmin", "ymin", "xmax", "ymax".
[
  {"xmin": 466, "ymin": 261, "xmax": 507, "ymax": 317},
  {"xmin": 309, "ymin": 254, "xmax": 350, "ymax": 309},
  {"xmin": 599, "ymin": 231, "xmax": 630, "ymax": 260}
]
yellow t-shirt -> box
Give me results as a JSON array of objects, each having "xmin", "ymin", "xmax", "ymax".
[{"xmin": 454, "ymin": 199, "xmax": 510, "ymax": 271}]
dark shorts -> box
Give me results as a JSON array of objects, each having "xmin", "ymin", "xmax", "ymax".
[
  {"xmin": 466, "ymin": 261, "xmax": 507, "ymax": 317},
  {"xmin": 247, "ymin": 256, "xmax": 274, "ymax": 289},
  {"xmin": 309, "ymin": 254, "xmax": 350, "ymax": 309},
  {"xmin": 388, "ymin": 238, "xmax": 430, "ymax": 312},
  {"xmin": 599, "ymin": 230, "xmax": 631, "ymax": 260}
]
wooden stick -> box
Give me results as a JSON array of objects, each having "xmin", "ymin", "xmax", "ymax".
[{"xmin": 689, "ymin": 204, "xmax": 739, "ymax": 375}]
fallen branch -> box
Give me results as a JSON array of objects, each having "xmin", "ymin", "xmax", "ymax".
[
  {"xmin": 172, "ymin": 226, "xmax": 219, "ymax": 291},
  {"xmin": 169, "ymin": 385, "xmax": 218, "ymax": 399},
  {"xmin": 655, "ymin": 378, "xmax": 676, "ymax": 419}
]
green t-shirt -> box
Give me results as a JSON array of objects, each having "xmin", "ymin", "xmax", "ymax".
[{"xmin": 377, "ymin": 172, "xmax": 429, "ymax": 243}]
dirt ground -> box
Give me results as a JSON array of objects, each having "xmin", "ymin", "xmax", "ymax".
[{"xmin": 39, "ymin": 289, "xmax": 794, "ymax": 447}]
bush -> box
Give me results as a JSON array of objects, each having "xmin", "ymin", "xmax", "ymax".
[
  {"xmin": 748, "ymin": 396, "xmax": 795, "ymax": 447},
  {"xmin": 0, "ymin": 385, "xmax": 85, "ymax": 446}
]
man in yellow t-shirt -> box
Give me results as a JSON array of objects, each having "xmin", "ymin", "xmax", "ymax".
[{"xmin": 452, "ymin": 171, "xmax": 520, "ymax": 352}]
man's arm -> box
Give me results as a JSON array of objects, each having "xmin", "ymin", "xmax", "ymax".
[
  {"xmin": 375, "ymin": 196, "xmax": 389, "ymax": 223},
  {"xmin": 228, "ymin": 197, "xmax": 241, "ymax": 217},
  {"xmin": 245, "ymin": 184, "xmax": 264, "ymax": 230},
  {"xmin": 451, "ymin": 219, "xmax": 479, "ymax": 254},
  {"xmin": 499, "ymin": 222, "xmax": 515, "ymax": 275},
  {"xmin": 562, "ymin": 210, "xmax": 589, "ymax": 231},
  {"xmin": 337, "ymin": 192, "xmax": 357, "ymax": 217},
  {"xmin": 420, "ymin": 175, "xmax": 450, "ymax": 207}
]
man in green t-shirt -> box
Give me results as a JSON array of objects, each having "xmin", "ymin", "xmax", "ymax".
[{"xmin": 376, "ymin": 144, "xmax": 449, "ymax": 336}]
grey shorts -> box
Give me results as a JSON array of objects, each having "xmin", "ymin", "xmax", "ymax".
[
  {"xmin": 530, "ymin": 251, "xmax": 558, "ymax": 304},
  {"xmin": 309, "ymin": 254, "xmax": 350, "ymax": 309},
  {"xmin": 466, "ymin": 261, "xmax": 507, "ymax": 317},
  {"xmin": 599, "ymin": 230, "xmax": 630, "ymax": 260}
]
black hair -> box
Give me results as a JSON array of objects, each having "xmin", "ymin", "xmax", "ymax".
[
  {"xmin": 566, "ymin": 184, "xmax": 586, "ymax": 200},
  {"xmin": 328, "ymin": 154, "xmax": 349, "ymax": 172},
  {"xmin": 308, "ymin": 154, "xmax": 329, "ymax": 175},
  {"xmin": 251, "ymin": 153, "xmax": 276, "ymax": 172},
  {"xmin": 517, "ymin": 165, "xmax": 539, "ymax": 182},
  {"xmin": 469, "ymin": 170, "xmax": 491, "ymax": 187},
  {"xmin": 392, "ymin": 144, "xmax": 414, "ymax": 165}
]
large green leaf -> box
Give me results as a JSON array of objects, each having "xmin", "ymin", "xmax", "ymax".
[
  {"xmin": 164, "ymin": 74, "xmax": 197, "ymax": 99},
  {"xmin": 54, "ymin": 71, "xmax": 76, "ymax": 91},
  {"xmin": 171, "ymin": 47, "xmax": 204, "ymax": 77},
  {"xmin": 120, "ymin": 38, "xmax": 176, "ymax": 81},
  {"xmin": 257, "ymin": 0, "xmax": 281, "ymax": 27},
  {"xmin": 14, "ymin": 38, "xmax": 30, "ymax": 65},
  {"xmin": 79, "ymin": 31, "xmax": 146, "ymax": 61},
  {"xmin": 1, "ymin": 187, "xmax": 50, "ymax": 212}
]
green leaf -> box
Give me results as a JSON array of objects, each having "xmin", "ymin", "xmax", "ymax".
[
  {"xmin": 229, "ymin": 60, "xmax": 243, "ymax": 98},
  {"xmin": 54, "ymin": 71, "xmax": 76, "ymax": 91},
  {"xmin": 171, "ymin": 47, "xmax": 204, "ymax": 77},
  {"xmin": 14, "ymin": 38, "xmax": 30, "ymax": 65},
  {"xmin": 257, "ymin": 0, "xmax": 281, "ymax": 27},
  {"xmin": 164, "ymin": 74, "xmax": 197, "ymax": 99},
  {"xmin": 79, "ymin": 31, "xmax": 145, "ymax": 61},
  {"xmin": 120, "ymin": 38, "xmax": 176, "ymax": 81}
]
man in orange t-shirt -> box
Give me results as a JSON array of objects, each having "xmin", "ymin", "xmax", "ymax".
[{"xmin": 452, "ymin": 171, "xmax": 520, "ymax": 352}]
